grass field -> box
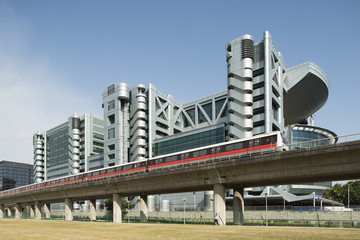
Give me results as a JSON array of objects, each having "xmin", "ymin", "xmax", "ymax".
[{"xmin": 0, "ymin": 219, "xmax": 359, "ymax": 240}]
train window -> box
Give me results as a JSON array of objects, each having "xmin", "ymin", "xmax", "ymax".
[
  {"xmin": 200, "ymin": 150, "xmax": 207, "ymax": 156},
  {"xmin": 248, "ymin": 140, "xmax": 253, "ymax": 147},
  {"xmin": 211, "ymin": 148, "xmax": 216, "ymax": 154},
  {"xmin": 261, "ymin": 137, "xmax": 270, "ymax": 145},
  {"xmin": 255, "ymin": 139, "xmax": 260, "ymax": 146},
  {"xmin": 234, "ymin": 143, "xmax": 243, "ymax": 150},
  {"xmin": 216, "ymin": 147, "xmax": 221, "ymax": 153},
  {"xmin": 193, "ymin": 151, "xmax": 200, "ymax": 158},
  {"xmin": 184, "ymin": 153, "xmax": 189, "ymax": 159},
  {"xmin": 225, "ymin": 144, "xmax": 234, "ymax": 152},
  {"xmin": 272, "ymin": 135, "xmax": 278, "ymax": 143}
]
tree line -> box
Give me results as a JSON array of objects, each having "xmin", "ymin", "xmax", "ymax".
[{"xmin": 324, "ymin": 180, "xmax": 360, "ymax": 206}]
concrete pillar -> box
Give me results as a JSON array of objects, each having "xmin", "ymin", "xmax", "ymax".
[
  {"xmin": 29, "ymin": 205, "xmax": 35, "ymax": 218},
  {"xmin": 0, "ymin": 204, "xmax": 4, "ymax": 218},
  {"xmin": 90, "ymin": 199, "xmax": 96, "ymax": 221},
  {"xmin": 7, "ymin": 208, "xmax": 12, "ymax": 217},
  {"xmin": 65, "ymin": 198, "xmax": 73, "ymax": 221},
  {"xmin": 113, "ymin": 193, "xmax": 122, "ymax": 223},
  {"xmin": 15, "ymin": 203, "xmax": 22, "ymax": 219},
  {"xmin": 35, "ymin": 201, "xmax": 41, "ymax": 220},
  {"xmin": 214, "ymin": 184, "xmax": 226, "ymax": 225},
  {"xmin": 140, "ymin": 195, "xmax": 148, "ymax": 223},
  {"xmin": 45, "ymin": 203, "xmax": 51, "ymax": 219},
  {"xmin": 233, "ymin": 188, "xmax": 245, "ymax": 225}
]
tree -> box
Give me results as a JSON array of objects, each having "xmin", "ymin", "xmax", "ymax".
[
  {"xmin": 324, "ymin": 180, "xmax": 360, "ymax": 206},
  {"xmin": 343, "ymin": 181, "xmax": 360, "ymax": 206},
  {"xmin": 104, "ymin": 197, "xmax": 135, "ymax": 214},
  {"xmin": 324, "ymin": 183, "xmax": 343, "ymax": 203}
]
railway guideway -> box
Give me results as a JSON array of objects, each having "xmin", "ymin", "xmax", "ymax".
[{"xmin": 1, "ymin": 139, "xmax": 360, "ymax": 225}]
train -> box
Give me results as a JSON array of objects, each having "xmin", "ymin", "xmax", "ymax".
[{"xmin": 0, "ymin": 131, "xmax": 288, "ymax": 198}]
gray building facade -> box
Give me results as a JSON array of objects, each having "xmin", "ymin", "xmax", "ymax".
[
  {"xmin": 102, "ymin": 31, "xmax": 330, "ymax": 163},
  {"xmin": 33, "ymin": 113, "xmax": 104, "ymax": 182},
  {"xmin": 100, "ymin": 31, "xmax": 336, "ymax": 209},
  {"xmin": 31, "ymin": 31, "xmax": 336, "ymax": 210}
]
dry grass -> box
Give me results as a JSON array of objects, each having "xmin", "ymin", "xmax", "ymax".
[{"xmin": 0, "ymin": 219, "xmax": 359, "ymax": 240}]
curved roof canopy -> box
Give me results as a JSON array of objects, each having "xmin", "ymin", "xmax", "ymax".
[{"xmin": 283, "ymin": 62, "xmax": 328, "ymax": 125}]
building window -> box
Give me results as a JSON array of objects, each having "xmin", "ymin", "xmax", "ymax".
[
  {"xmin": 108, "ymin": 128, "xmax": 115, "ymax": 139},
  {"xmin": 108, "ymin": 144, "xmax": 115, "ymax": 151},
  {"xmin": 108, "ymin": 154, "xmax": 115, "ymax": 160},
  {"xmin": 108, "ymin": 114, "xmax": 115, "ymax": 125},
  {"xmin": 93, "ymin": 133, "xmax": 104, "ymax": 140},
  {"xmin": 108, "ymin": 84, "xmax": 115, "ymax": 95},
  {"xmin": 108, "ymin": 100, "xmax": 115, "ymax": 111}
]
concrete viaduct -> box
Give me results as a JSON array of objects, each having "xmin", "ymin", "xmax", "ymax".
[{"xmin": 0, "ymin": 140, "xmax": 359, "ymax": 225}]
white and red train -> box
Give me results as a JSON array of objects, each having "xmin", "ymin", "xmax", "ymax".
[{"xmin": 0, "ymin": 131, "xmax": 288, "ymax": 198}]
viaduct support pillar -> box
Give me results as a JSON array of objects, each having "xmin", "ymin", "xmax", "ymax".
[
  {"xmin": 233, "ymin": 188, "xmax": 245, "ymax": 225},
  {"xmin": 45, "ymin": 203, "xmax": 51, "ymax": 219},
  {"xmin": 35, "ymin": 201, "xmax": 41, "ymax": 220},
  {"xmin": 29, "ymin": 205, "xmax": 35, "ymax": 218},
  {"xmin": 65, "ymin": 198, "xmax": 73, "ymax": 221},
  {"xmin": 90, "ymin": 199, "xmax": 96, "ymax": 221},
  {"xmin": 214, "ymin": 184, "xmax": 226, "ymax": 225},
  {"xmin": 0, "ymin": 204, "xmax": 4, "ymax": 218},
  {"xmin": 15, "ymin": 203, "xmax": 22, "ymax": 219},
  {"xmin": 7, "ymin": 208, "xmax": 12, "ymax": 217},
  {"xmin": 113, "ymin": 193, "xmax": 122, "ymax": 223},
  {"xmin": 140, "ymin": 195, "xmax": 148, "ymax": 223}
]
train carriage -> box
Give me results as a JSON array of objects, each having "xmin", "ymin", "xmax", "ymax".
[{"xmin": 0, "ymin": 131, "xmax": 287, "ymax": 198}]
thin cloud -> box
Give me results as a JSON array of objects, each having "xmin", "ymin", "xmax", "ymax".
[{"xmin": 0, "ymin": 1, "xmax": 102, "ymax": 164}]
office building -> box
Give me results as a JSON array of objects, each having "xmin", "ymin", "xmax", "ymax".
[
  {"xmin": 0, "ymin": 160, "xmax": 32, "ymax": 191},
  {"xmin": 33, "ymin": 113, "xmax": 104, "ymax": 182},
  {"xmin": 101, "ymin": 31, "xmax": 337, "ymax": 209},
  {"xmin": 32, "ymin": 31, "xmax": 337, "ymax": 210}
]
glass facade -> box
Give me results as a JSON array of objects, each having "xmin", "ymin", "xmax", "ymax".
[
  {"xmin": 286, "ymin": 124, "xmax": 337, "ymax": 189},
  {"xmin": 46, "ymin": 125, "xmax": 69, "ymax": 168},
  {"xmin": 290, "ymin": 126, "xmax": 335, "ymax": 149},
  {"xmin": 0, "ymin": 161, "xmax": 32, "ymax": 191},
  {"xmin": 153, "ymin": 125, "xmax": 225, "ymax": 156}
]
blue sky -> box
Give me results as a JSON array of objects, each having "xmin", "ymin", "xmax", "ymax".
[{"xmin": 1, "ymin": 0, "xmax": 359, "ymax": 164}]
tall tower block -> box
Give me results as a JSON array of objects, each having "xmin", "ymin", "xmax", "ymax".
[{"xmin": 227, "ymin": 34, "xmax": 254, "ymax": 139}]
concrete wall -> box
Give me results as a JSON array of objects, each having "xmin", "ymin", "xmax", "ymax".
[{"xmin": 126, "ymin": 210, "xmax": 360, "ymax": 225}]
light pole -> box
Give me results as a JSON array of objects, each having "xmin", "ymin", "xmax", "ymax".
[
  {"xmin": 283, "ymin": 188, "xmax": 286, "ymax": 211},
  {"xmin": 348, "ymin": 185, "xmax": 350, "ymax": 209},
  {"xmin": 193, "ymin": 192, "xmax": 196, "ymax": 212},
  {"xmin": 313, "ymin": 192, "xmax": 316, "ymax": 208},
  {"xmin": 183, "ymin": 198, "xmax": 187, "ymax": 224},
  {"xmin": 127, "ymin": 200, "xmax": 130, "ymax": 223},
  {"xmin": 159, "ymin": 194, "xmax": 162, "ymax": 212},
  {"xmin": 265, "ymin": 192, "xmax": 268, "ymax": 227}
]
